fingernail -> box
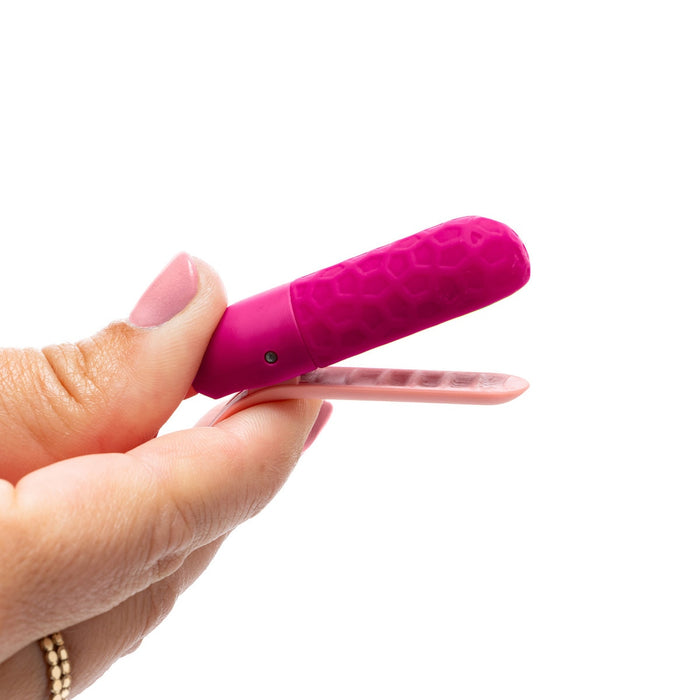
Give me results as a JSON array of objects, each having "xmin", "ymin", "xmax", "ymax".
[
  {"xmin": 303, "ymin": 401, "xmax": 333, "ymax": 451},
  {"xmin": 129, "ymin": 253, "xmax": 198, "ymax": 327}
]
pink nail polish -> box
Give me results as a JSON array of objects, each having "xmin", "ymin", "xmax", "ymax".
[
  {"xmin": 303, "ymin": 401, "xmax": 333, "ymax": 451},
  {"xmin": 129, "ymin": 253, "xmax": 198, "ymax": 327}
]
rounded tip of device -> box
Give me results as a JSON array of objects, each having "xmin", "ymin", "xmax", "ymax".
[
  {"xmin": 452, "ymin": 215, "xmax": 531, "ymax": 304},
  {"xmin": 503, "ymin": 374, "xmax": 530, "ymax": 397}
]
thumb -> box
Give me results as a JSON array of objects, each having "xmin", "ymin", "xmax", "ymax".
[{"xmin": 0, "ymin": 253, "xmax": 227, "ymax": 484}]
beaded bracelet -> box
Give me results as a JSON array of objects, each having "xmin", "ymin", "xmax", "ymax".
[{"xmin": 39, "ymin": 633, "xmax": 72, "ymax": 699}]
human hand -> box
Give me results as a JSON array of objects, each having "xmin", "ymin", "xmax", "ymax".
[{"xmin": 0, "ymin": 254, "xmax": 327, "ymax": 697}]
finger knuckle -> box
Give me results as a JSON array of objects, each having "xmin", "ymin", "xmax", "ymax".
[
  {"xmin": 40, "ymin": 323, "xmax": 136, "ymax": 415},
  {"xmin": 141, "ymin": 575, "xmax": 181, "ymax": 635},
  {"xmin": 40, "ymin": 342, "xmax": 103, "ymax": 412},
  {"xmin": 0, "ymin": 323, "xmax": 136, "ymax": 436},
  {"xmin": 0, "ymin": 324, "xmax": 138, "ymax": 468},
  {"xmin": 146, "ymin": 498, "xmax": 200, "ymax": 582}
]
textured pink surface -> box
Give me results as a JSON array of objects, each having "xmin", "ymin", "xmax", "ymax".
[
  {"xmin": 193, "ymin": 216, "xmax": 530, "ymax": 398},
  {"xmin": 290, "ymin": 216, "xmax": 530, "ymax": 367}
]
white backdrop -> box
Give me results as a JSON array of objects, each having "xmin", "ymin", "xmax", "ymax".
[{"xmin": 2, "ymin": 2, "xmax": 699, "ymax": 698}]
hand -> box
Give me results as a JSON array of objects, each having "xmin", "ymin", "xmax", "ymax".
[{"xmin": 0, "ymin": 254, "xmax": 327, "ymax": 697}]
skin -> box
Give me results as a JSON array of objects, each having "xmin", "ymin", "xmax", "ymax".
[{"xmin": 0, "ymin": 258, "xmax": 322, "ymax": 697}]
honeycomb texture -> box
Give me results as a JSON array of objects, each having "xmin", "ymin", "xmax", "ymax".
[{"xmin": 289, "ymin": 216, "xmax": 530, "ymax": 368}]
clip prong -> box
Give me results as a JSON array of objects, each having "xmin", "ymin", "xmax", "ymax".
[{"xmin": 210, "ymin": 367, "xmax": 528, "ymax": 423}]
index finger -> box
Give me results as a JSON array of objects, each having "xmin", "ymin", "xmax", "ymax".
[{"xmin": 0, "ymin": 398, "xmax": 321, "ymax": 660}]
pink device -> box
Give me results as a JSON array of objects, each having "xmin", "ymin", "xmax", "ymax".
[{"xmin": 193, "ymin": 216, "xmax": 530, "ymax": 411}]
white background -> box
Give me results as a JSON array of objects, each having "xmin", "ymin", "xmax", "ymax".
[{"xmin": 1, "ymin": 1, "xmax": 699, "ymax": 698}]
